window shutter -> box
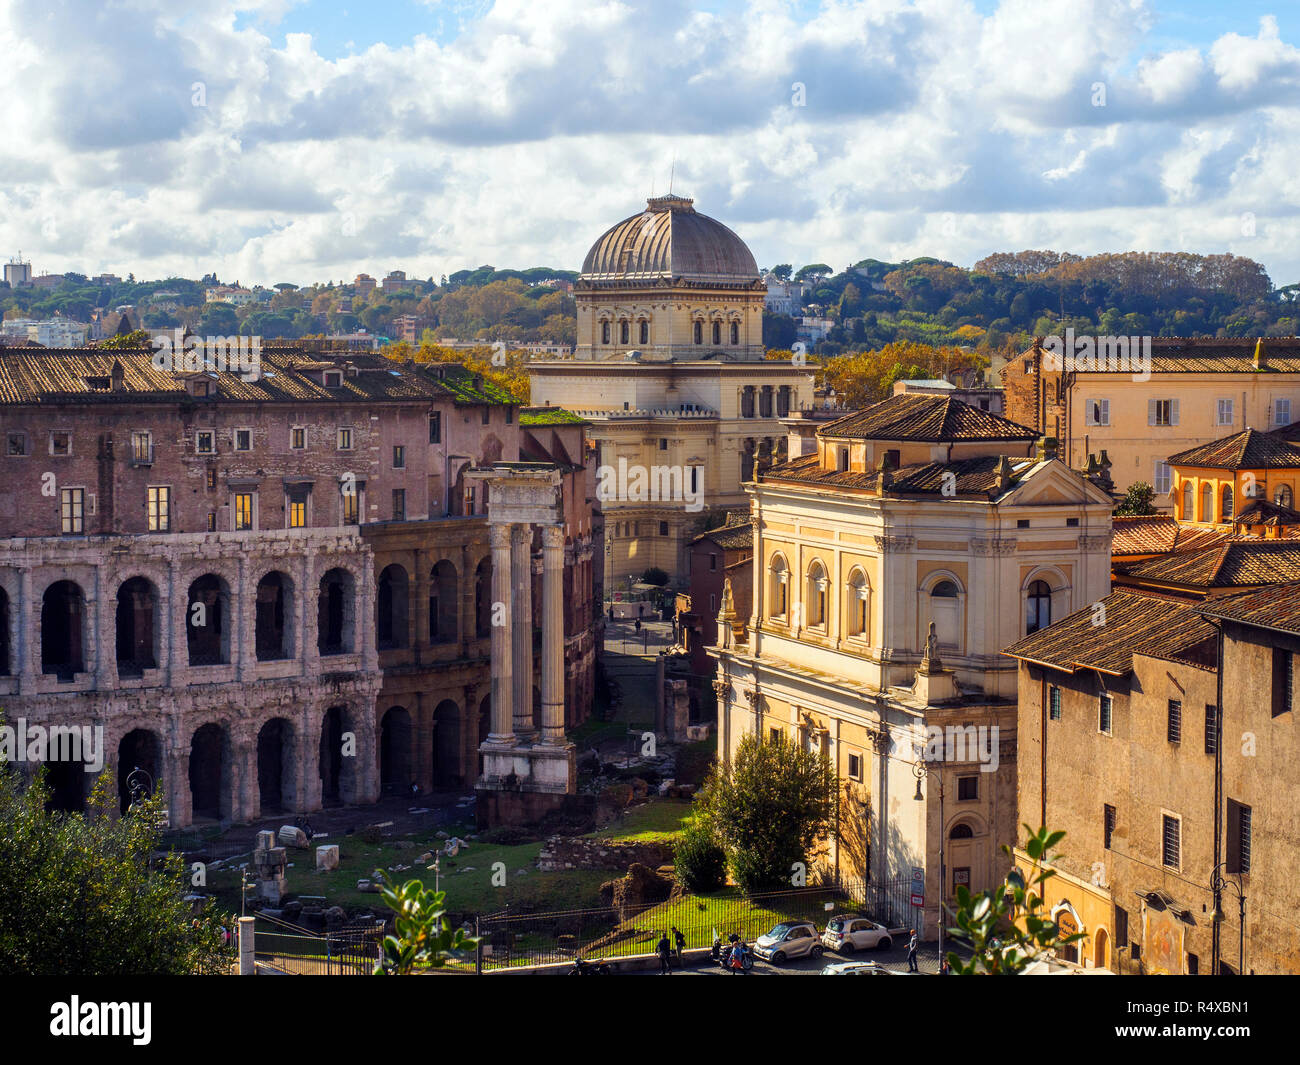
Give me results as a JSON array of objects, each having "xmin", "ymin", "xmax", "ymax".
[
  {"xmin": 1100, "ymin": 399, "xmax": 1109, "ymax": 424},
  {"xmin": 1148, "ymin": 399, "xmax": 1157, "ymax": 426},
  {"xmin": 1170, "ymin": 399, "xmax": 1179, "ymax": 426}
]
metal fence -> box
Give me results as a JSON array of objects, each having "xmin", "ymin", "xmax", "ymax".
[
  {"xmin": 476, "ymin": 876, "xmax": 917, "ymax": 971},
  {"xmin": 250, "ymin": 922, "xmax": 383, "ymax": 975}
]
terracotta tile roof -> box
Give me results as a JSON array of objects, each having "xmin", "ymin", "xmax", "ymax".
[
  {"xmin": 1003, "ymin": 589, "xmax": 1216, "ymax": 676},
  {"xmin": 1111, "ymin": 516, "xmax": 1228, "ymax": 556},
  {"xmin": 1167, "ymin": 428, "xmax": 1300, "ymax": 470},
  {"xmin": 817, "ymin": 392, "xmax": 1037, "ymax": 443},
  {"xmin": 762, "ymin": 452, "xmax": 1039, "ymax": 499},
  {"xmin": 1233, "ymin": 498, "xmax": 1300, "ymax": 526},
  {"xmin": 0, "ymin": 347, "xmax": 511, "ymax": 406},
  {"xmin": 1200, "ymin": 581, "xmax": 1300, "ymax": 635},
  {"xmin": 693, "ymin": 522, "xmax": 753, "ymax": 550},
  {"xmin": 1115, "ymin": 538, "xmax": 1300, "ymax": 588}
]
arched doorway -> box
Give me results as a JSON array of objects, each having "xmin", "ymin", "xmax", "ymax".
[
  {"xmin": 117, "ymin": 728, "xmax": 162, "ymax": 814},
  {"xmin": 1093, "ymin": 927, "xmax": 1109, "ymax": 970},
  {"xmin": 377, "ymin": 565, "xmax": 409, "ymax": 650},
  {"xmin": 187, "ymin": 574, "xmax": 230, "ymax": 665},
  {"xmin": 44, "ymin": 757, "xmax": 89, "ymax": 813},
  {"xmin": 189, "ymin": 722, "xmax": 230, "ymax": 821},
  {"xmin": 41, "ymin": 580, "xmax": 86, "ymax": 680},
  {"xmin": 318, "ymin": 567, "xmax": 355, "ymax": 655},
  {"xmin": 429, "ymin": 561, "xmax": 458, "ymax": 643},
  {"xmin": 431, "ymin": 699, "xmax": 461, "ymax": 788},
  {"xmin": 255, "ymin": 572, "xmax": 293, "ymax": 660},
  {"xmin": 115, "ymin": 577, "xmax": 158, "ymax": 677},
  {"xmin": 319, "ymin": 705, "xmax": 357, "ymax": 805},
  {"xmin": 380, "ymin": 706, "xmax": 413, "ymax": 795},
  {"xmin": 257, "ymin": 718, "xmax": 294, "ymax": 813}
]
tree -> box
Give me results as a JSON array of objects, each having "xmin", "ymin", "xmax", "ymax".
[
  {"xmin": 794, "ymin": 263, "xmax": 832, "ymax": 283},
  {"xmin": 946, "ymin": 825, "xmax": 1084, "ymax": 975},
  {"xmin": 695, "ymin": 733, "xmax": 836, "ymax": 893},
  {"xmin": 770, "ymin": 264, "xmax": 793, "ymax": 281},
  {"xmin": 0, "ymin": 764, "xmax": 227, "ymax": 975},
  {"xmin": 1115, "ymin": 481, "xmax": 1157, "ymax": 516},
  {"xmin": 673, "ymin": 820, "xmax": 727, "ymax": 893}
]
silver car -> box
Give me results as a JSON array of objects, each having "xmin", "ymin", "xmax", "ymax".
[
  {"xmin": 753, "ymin": 920, "xmax": 825, "ymax": 965},
  {"xmin": 821, "ymin": 914, "xmax": 893, "ymax": 953}
]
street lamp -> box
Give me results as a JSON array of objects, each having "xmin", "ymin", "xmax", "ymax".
[
  {"xmin": 1210, "ymin": 863, "xmax": 1246, "ymax": 975},
  {"xmin": 913, "ymin": 756, "xmax": 945, "ymax": 967}
]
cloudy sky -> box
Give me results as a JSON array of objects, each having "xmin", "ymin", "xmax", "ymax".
[{"xmin": 4, "ymin": 0, "xmax": 1300, "ymax": 287}]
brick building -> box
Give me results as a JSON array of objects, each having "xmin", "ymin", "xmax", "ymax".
[{"xmin": 0, "ymin": 345, "xmax": 599, "ymax": 825}]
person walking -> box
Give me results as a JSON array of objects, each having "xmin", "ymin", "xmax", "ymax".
[
  {"xmin": 730, "ymin": 936, "xmax": 747, "ymax": 974},
  {"xmin": 657, "ymin": 932, "xmax": 673, "ymax": 975},
  {"xmin": 672, "ymin": 925, "xmax": 686, "ymax": 965},
  {"xmin": 907, "ymin": 929, "xmax": 919, "ymax": 972}
]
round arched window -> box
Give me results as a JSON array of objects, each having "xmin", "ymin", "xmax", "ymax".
[{"xmin": 1025, "ymin": 579, "xmax": 1052, "ymax": 635}]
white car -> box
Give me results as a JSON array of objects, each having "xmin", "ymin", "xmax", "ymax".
[
  {"xmin": 821, "ymin": 960, "xmax": 894, "ymax": 976},
  {"xmin": 753, "ymin": 921, "xmax": 824, "ymax": 965},
  {"xmin": 820, "ymin": 914, "xmax": 893, "ymax": 953}
]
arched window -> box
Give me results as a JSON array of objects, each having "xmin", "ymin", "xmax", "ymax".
[
  {"xmin": 1201, "ymin": 483, "xmax": 1214, "ymax": 522},
  {"xmin": 1276, "ymin": 484, "xmax": 1294, "ymax": 508},
  {"xmin": 712, "ymin": 321, "xmax": 721, "ymax": 345},
  {"xmin": 769, "ymin": 556, "xmax": 788, "ymax": 618},
  {"xmin": 1181, "ymin": 481, "xmax": 1193, "ymax": 520},
  {"xmin": 693, "ymin": 321, "xmax": 703, "ymax": 345},
  {"xmin": 730, "ymin": 322, "xmax": 739, "ymax": 345},
  {"xmin": 639, "ymin": 319, "xmax": 648, "ymax": 345},
  {"xmin": 847, "ymin": 570, "xmax": 869, "ymax": 638},
  {"xmin": 1025, "ymin": 579, "xmax": 1052, "ymax": 635},
  {"xmin": 601, "ymin": 321, "xmax": 610, "ymax": 345},
  {"xmin": 1221, "ymin": 485, "xmax": 1234, "ymax": 522},
  {"xmin": 806, "ymin": 561, "xmax": 827, "ymax": 628},
  {"xmin": 619, "ymin": 319, "xmax": 629, "ymax": 345},
  {"xmin": 929, "ymin": 579, "xmax": 961, "ymax": 651},
  {"xmin": 949, "ymin": 822, "xmax": 975, "ymax": 840}
]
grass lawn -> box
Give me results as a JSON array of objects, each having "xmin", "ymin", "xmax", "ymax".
[{"xmin": 590, "ymin": 798, "xmax": 692, "ymax": 843}]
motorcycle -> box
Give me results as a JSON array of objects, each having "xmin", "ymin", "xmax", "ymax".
[
  {"xmin": 570, "ymin": 956, "xmax": 611, "ymax": 975},
  {"xmin": 714, "ymin": 933, "xmax": 754, "ymax": 971}
]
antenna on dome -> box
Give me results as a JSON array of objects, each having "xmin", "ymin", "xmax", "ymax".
[{"xmin": 669, "ymin": 153, "xmax": 676, "ymax": 195}]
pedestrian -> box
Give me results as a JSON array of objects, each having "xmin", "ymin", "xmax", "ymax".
[
  {"xmin": 635, "ymin": 617, "xmax": 642, "ymax": 633},
  {"xmin": 730, "ymin": 937, "xmax": 747, "ymax": 974},
  {"xmin": 657, "ymin": 931, "xmax": 672, "ymax": 975},
  {"xmin": 939, "ymin": 958, "xmax": 951, "ymax": 976},
  {"xmin": 907, "ymin": 928, "xmax": 919, "ymax": 972},
  {"xmin": 672, "ymin": 925, "xmax": 686, "ymax": 964}
]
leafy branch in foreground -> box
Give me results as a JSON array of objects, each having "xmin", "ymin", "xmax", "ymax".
[
  {"xmin": 372, "ymin": 870, "xmax": 478, "ymax": 975},
  {"xmin": 946, "ymin": 824, "xmax": 1085, "ymax": 975}
]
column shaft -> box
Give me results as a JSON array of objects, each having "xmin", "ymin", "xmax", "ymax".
[
  {"xmin": 510, "ymin": 525, "xmax": 535, "ymax": 737},
  {"xmin": 487, "ymin": 523, "xmax": 515, "ymax": 743},
  {"xmin": 540, "ymin": 525, "xmax": 566, "ymax": 745}
]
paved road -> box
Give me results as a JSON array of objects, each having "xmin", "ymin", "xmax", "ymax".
[{"xmin": 624, "ymin": 937, "xmax": 954, "ymax": 976}]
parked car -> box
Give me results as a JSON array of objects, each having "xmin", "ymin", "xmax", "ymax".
[
  {"xmin": 821, "ymin": 960, "xmax": 894, "ymax": 976},
  {"xmin": 820, "ymin": 914, "xmax": 893, "ymax": 953},
  {"xmin": 753, "ymin": 920, "xmax": 824, "ymax": 965}
]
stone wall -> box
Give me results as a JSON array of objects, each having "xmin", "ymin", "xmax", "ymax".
[{"xmin": 537, "ymin": 835, "xmax": 675, "ymax": 872}]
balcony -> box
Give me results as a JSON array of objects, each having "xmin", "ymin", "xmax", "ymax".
[{"xmin": 129, "ymin": 445, "xmax": 155, "ymax": 467}]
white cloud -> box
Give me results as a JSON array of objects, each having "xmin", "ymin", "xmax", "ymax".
[{"xmin": 3, "ymin": 0, "xmax": 1300, "ymax": 285}]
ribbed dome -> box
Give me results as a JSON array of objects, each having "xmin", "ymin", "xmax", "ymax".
[{"xmin": 581, "ymin": 196, "xmax": 759, "ymax": 283}]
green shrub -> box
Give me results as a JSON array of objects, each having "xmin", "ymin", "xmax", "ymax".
[
  {"xmin": 674, "ymin": 823, "xmax": 727, "ymax": 894},
  {"xmin": 641, "ymin": 566, "xmax": 669, "ymax": 586}
]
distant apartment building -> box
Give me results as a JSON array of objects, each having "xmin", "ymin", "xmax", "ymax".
[
  {"xmin": 1, "ymin": 318, "xmax": 88, "ymax": 347},
  {"xmin": 204, "ymin": 285, "xmax": 255, "ymax": 306},
  {"xmin": 4, "ymin": 257, "xmax": 32, "ymax": 287},
  {"xmin": 893, "ymin": 378, "xmax": 1005, "ymax": 415},
  {"xmin": 392, "ymin": 314, "xmax": 435, "ymax": 344},
  {"xmin": 1003, "ymin": 337, "xmax": 1300, "ymax": 507},
  {"xmin": 31, "ymin": 274, "xmax": 65, "ymax": 291},
  {"xmin": 353, "ymin": 274, "xmax": 377, "ymax": 296},
  {"xmin": 796, "ymin": 317, "xmax": 834, "ymax": 344},
  {"xmin": 764, "ymin": 276, "xmax": 806, "ymax": 316}
]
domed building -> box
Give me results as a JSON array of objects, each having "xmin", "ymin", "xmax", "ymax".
[
  {"xmin": 529, "ymin": 196, "xmax": 815, "ymax": 584},
  {"xmin": 574, "ymin": 195, "xmax": 767, "ymax": 362}
]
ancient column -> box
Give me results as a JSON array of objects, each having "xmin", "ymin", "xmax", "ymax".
[
  {"xmin": 487, "ymin": 523, "xmax": 515, "ymax": 744},
  {"xmin": 540, "ymin": 525, "xmax": 566, "ymax": 745},
  {"xmin": 511, "ymin": 524, "xmax": 535, "ymax": 738}
]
